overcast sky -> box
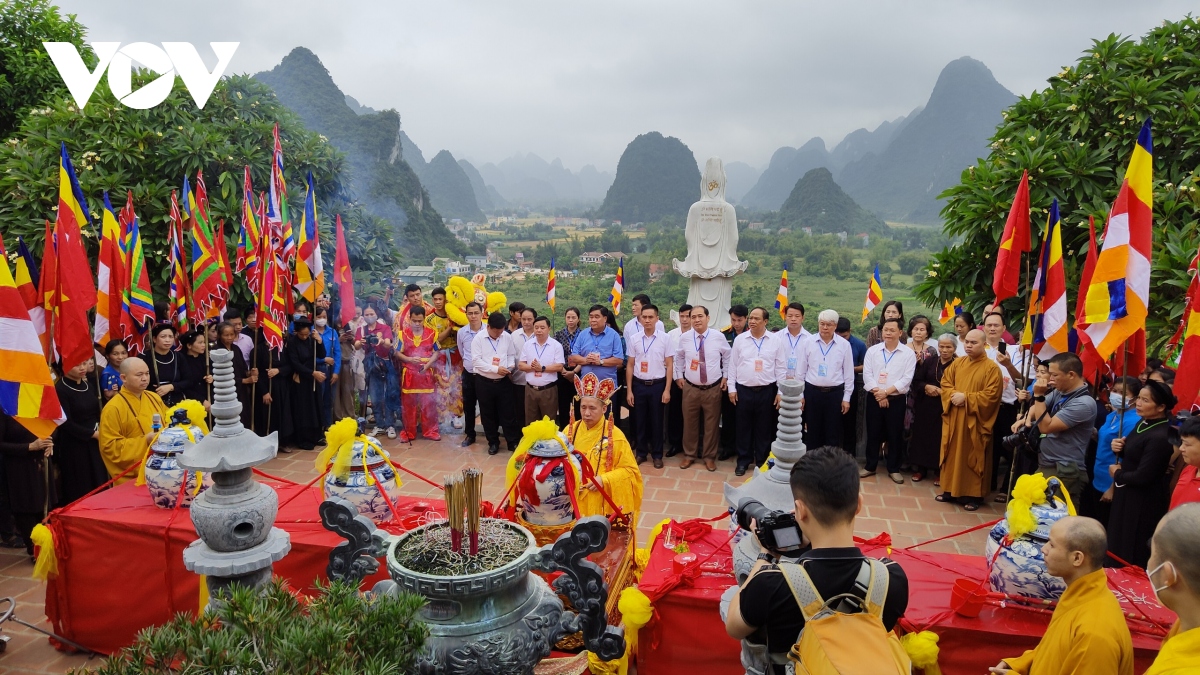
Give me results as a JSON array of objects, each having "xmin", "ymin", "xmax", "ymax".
[{"xmin": 58, "ymin": 1, "xmax": 1195, "ymax": 173}]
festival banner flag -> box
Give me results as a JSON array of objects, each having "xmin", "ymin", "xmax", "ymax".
[
  {"xmin": 213, "ymin": 218, "xmax": 232, "ymax": 318},
  {"xmin": 861, "ymin": 265, "xmax": 882, "ymax": 322},
  {"xmin": 1074, "ymin": 215, "xmax": 1106, "ymax": 382},
  {"xmin": 255, "ymin": 218, "xmax": 285, "ymax": 352},
  {"xmin": 168, "ymin": 190, "xmax": 192, "ymax": 332},
  {"xmin": 938, "ymin": 298, "xmax": 962, "ymax": 325},
  {"xmin": 0, "ymin": 256, "xmax": 65, "ymax": 438},
  {"xmin": 334, "ymin": 214, "xmax": 356, "ymax": 327},
  {"xmin": 774, "ymin": 265, "xmax": 788, "ymax": 320},
  {"xmin": 294, "ymin": 171, "xmax": 325, "ymax": 302},
  {"xmin": 1082, "ymin": 119, "xmax": 1153, "ymax": 361},
  {"xmin": 14, "ymin": 237, "xmax": 48, "ymax": 358},
  {"xmin": 271, "ymin": 123, "xmax": 295, "ymax": 264},
  {"xmin": 120, "ymin": 194, "xmax": 155, "ymax": 354},
  {"xmin": 1164, "ymin": 245, "xmax": 1199, "ymax": 371},
  {"xmin": 546, "ymin": 257, "xmax": 556, "ymax": 312},
  {"xmin": 609, "ymin": 256, "xmax": 624, "ymax": 316},
  {"xmin": 188, "ymin": 173, "xmax": 224, "ymax": 319},
  {"xmin": 1021, "ymin": 200, "xmax": 1068, "ymax": 359},
  {"xmin": 992, "ymin": 170, "xmax": 1031, "ymax": 304},
  {"xmin": 236, "ymin": 166, "xmax": 261, "ymax": 291},
  {"xmin": 1170, "ymin": 245, "xmax": 1200, "ymax": 411},
  {"xmin": 94, "ymin": 192, "xmax": 127, "ymax": 345}
]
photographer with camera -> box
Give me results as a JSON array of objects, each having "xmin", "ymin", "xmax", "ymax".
[
  {"xmin": 353, "ymin": 305, "xmax": 398, "ymax": 439},
  {"xmin": 1015, "ymin": 352, "xmax": 1097, "ymax": 506},
  {"xmin": 725, "ymin": 447, "xmax": 909, "ymax": 674}
]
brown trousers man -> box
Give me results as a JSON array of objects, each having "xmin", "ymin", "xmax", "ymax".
[
  {"xmin": 524, "ymin": 382, "xmax": 559, "ymax": 424},
  {"xmin": 682, "ymin": 381, "xmax": 722, "ymax": 460}
]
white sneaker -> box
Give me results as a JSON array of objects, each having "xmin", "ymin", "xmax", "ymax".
[
  {"xmin": 451, "ymin": 415, "xmax": 464, "ymax": 430},
  {"xmin": 387, "ymin": 426, "xmax": 397, "ymax": 439},
  {"xmin": 371, "ymin": 427, "xmax": 383, "ymax": 437}
]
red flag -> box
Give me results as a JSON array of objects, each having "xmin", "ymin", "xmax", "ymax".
[
  {"xmin": 334, "ymin": 214, "xmax": 355, "ymax": 326},
  {"xmin": 1075, "ymin": 216, "xmax": 1106, "ymax": 383},
  {"xmin": 1111, "ymin": 329, "xmax": 1146, "ymax": 382},
  {"xmin": 37, "ymin": 221, "xmax": 57, "ymax": 362},
  {"xmin": 50, "ymin": 208, "xmax": 98, "ymax": 371},
  {"xmin": 214, "ymin": 218, "xmax": 232, "ymax": 317},
  {"xmin": 992, "ymin": 170, "xmax": 1031, "ymax": 304}
]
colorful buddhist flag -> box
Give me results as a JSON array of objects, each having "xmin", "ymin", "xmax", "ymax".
[
  {"xmin": 546, "ymin": 257, "xmax": 556, "ymax": 312},
  {"xmin": 188, "ymin": 173, "xmax": 223, "ymax": 319},
  {"xmin": 255, "ymin": 215, "xmax": 285, "ymax": 352},
  {"xmin": 992, "ymin": 170, "xmax": 1031, "ymax": 304},
  {"xmin": 94, "ymin": 192, "xmax": 127, "ymax": 345},
  {"xmin": 271, "ymin": 124, "xmax": 295, "ymax": 264},
  {"xmin": 861, "ymin": 265, "xmax": 882, "ymax": 322},
  {"xmin": 334, "ymin": 214, "xmax": 356, "ymax": 327},
  {"xmin": 0, "ymin": 256, "xmax": 65, "ymax": 438},
  {"xmin": 14, "ymin": 237, "xmax": 47, "ymax": 359},
  {"xmin": 120, "ymin": 194, "xmax": 154, "ymax": 354},
  {"xmin": 213, "ymin": 218, "xmax": 232, "ymax": 318},
  {"xmin": 1021, "ymin": 200, "xmax": 1068, "ymax": 359},
  {"xmin": 236, "ymin": 166, "xmax": 261, "ymax": 292},
  {"xmin": 1170, "ymin": 245, "xmax": 1200, "ymax": 412},
  {"xmin": 1082, "ymin": 119, "xmax": 1153, "ymax": 361},
  {"xmin": 294, "ymin": 171, "xmax": 325, "ymax": 302},
  {"xmin": 1074, "ymin": 215, "xmax": 1106, "ymax": 383},
  {"xmin": 609, "ymin": 256, "xmax": 624, "ymax": 316},
  {"xmin": 938, "ymin": 298, "xmax": 962, "ymax": 325},
  {"xmin": 774, "ymin": 265, "xmax": 788, "ymax": 320},
  {"xmin": 168, "ymin": 190, "xmax": 191, "ymax": 333}
]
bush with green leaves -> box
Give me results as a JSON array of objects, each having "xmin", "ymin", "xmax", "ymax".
[
  {"xmin": 72, "ymin": 580, "xmax": 428, "ymax": 675},
  {"xmin": 915, "ymin": 17, "xmax": 1200, "ymax": 348},
  {"xmin": 0, "ymin": 0, "xmax": 89, "ymax": 140}
]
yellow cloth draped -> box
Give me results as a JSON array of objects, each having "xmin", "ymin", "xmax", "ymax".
[
  {"xmin": 1001, "ymin": 569, "xmax": 1134, "ymax": 675},
  {"xmin": 567, "ymin": 420, "xmax": 643, "ymax": 521},
  {"xmin": 938, "ymin": 354, "xmax": 1002, "ymax": 499},
  {"xmin": 99, "ymin": 387, "xmax": 168, "ymax": 484},
  {"xmin": 1145, "ymin": 623, "xmax": 1200, "ymax": 675}
]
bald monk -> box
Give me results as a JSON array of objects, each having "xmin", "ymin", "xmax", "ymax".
[
  {"xmin": 1143, "ymin": 504, "xmax": 1200, "ymax": 674},
  {"xmin": 991, "ymin": 516, "xmax": 1133, "ymax": 674},
  {"xmin": 99, "ymin": 357, "xmax": 168, "ymax": 483},
  {"xmin": 937, "ymin": 329, "xmax": 1002, "ymax": 510}
]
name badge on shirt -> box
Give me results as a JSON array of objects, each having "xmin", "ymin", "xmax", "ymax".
[
  {"xmin": 878, "ymin": 371, "xmax": 888, "ymax": 385},
  {"xmin": 690, "ymin": 359, "xmax": 699, "ymax": 371},
  {"xmin": 639, "ymin": 360, "xmax": 649, "ymax": 374},
  {"xmin": 754, "ymin": 359, "xmax": 764, "ymax": 372},
  {"xmin": 817, "ymin": 363, "xmax": 828, "ymax": 378},
  {"xmin": 787, "ymin": 356, "xmax": 797, "ymax": 371},
  {"xmin": 492, "ymin": 356, "xmax": 501, "ymax": 367}
]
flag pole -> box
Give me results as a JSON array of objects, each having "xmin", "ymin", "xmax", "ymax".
[
  {"xmin": 251, "ymin": 326, "xmax": 260, "ymax": 433},
  {"xmin": 1016, "ymin": 235, "xmax": 1035, "ymax": 418}
]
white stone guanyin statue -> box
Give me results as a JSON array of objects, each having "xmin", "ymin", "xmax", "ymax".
[{"xmin": 672, "ymin": 157, "xmax": 747, "ymax": 330}]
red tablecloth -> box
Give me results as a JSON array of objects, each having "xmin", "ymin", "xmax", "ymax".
[
  {"xmin": 636, "ymin": 525, "xmax": 1175, "ymax": 675},
  {"xmin": 43, "ymin": 478, "xmax": 439, "ymax": 654}
]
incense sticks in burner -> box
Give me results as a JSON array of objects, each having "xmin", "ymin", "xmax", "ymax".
[
  {"xmin": 444, "ymin": 474, "xmax": 465, "ymax": 553},
  {"xmin": 443, "ymin": 468, "xmax": 484, "ymax": 555},
  {"xmin": 463, "ymin": 468, "xmax": 482, "ymax": 556}
]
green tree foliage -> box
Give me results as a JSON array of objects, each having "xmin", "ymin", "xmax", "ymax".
[
  {"xmin": 598, "ymin": 132, "xmax": 700, "ymax": 224},
  {"xmin": 0, "ymin": 0, "xmax": 90, "ymax": 140},
  {"xmin": 0, "ymin": 72, "xmax": 399, "ymax": 305},
  {"xmin": 916, "ymin": 18, "xmax": 1200, "ymax": 343},
  {"xmin": 767, "ymin": 167, "xmax": 889, "ymax": 235},
  {"xmin": 73, "ymin": 580, "xmax": 428, "ymax": 675},
  {"xmin": 895, "ymin": 250, "xmax": 929, "ymax": 275}
]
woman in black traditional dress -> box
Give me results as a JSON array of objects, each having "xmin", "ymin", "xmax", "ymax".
[
  {"xmin": 1106, "ymin": 380, "xmax": 1176, "ymax": 568},
  {"xmin": 283, "ymin": 317, "xmax": 327, "ymax": 450},
  {"xmin": 0, "ymin": 412, "xmax": 55, "ymax": 560},
  {"xmin": 216, "ymin": 322, "xmax": 256, "ymax": 429},
  {"xmin": 143, "ymin": 324, "xmax": 187, "ymax": 406},
  {"xmin": 177, "ymin": 329, "xmax": 212, "ymax": 406},
  {"xmin": 53, "ymin": 357, "xmax": 109, "ymax": 505},
  {"xmin": 252, "ymin": 332, "xmax": 291, "ymax": 443},
  {"xmin": 908, "ymin": 333, "xmax": 957, "ymax": 482}
]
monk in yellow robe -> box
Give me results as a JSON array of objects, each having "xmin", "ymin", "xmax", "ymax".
[
  {"xmin": 99, "ymin": 358, "xmax": 168, "ymax": 484},
  {"xmin": 1143, "ymin": 504, "xmax": 1200, "ymax": 675},
  {"xmin": 991, "ymin": 516, "xmax": 1133, "ymax": 675},
  {"xmin": 567, "ymin": 393, "xmax": 643, "ymax": 522},
  {"xmin": 938, "ymin": 329, "xmax": 1002, "ymax": 509}
]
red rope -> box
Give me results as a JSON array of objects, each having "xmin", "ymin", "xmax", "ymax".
[
  {"xmin": 901, "ymin": 518, "xmax": 1002, "ymax": 550},
  {"xmin": 277, "ymin": 468, "xmax": 329, "ymax": 510},
  {"xmin": 390, "ymin": 460, "xmax": 444, "ymax": 490},
  {"xmin": 366, "ymin": 466, "xmax": 402, "ymax": 525},
  {"xmin": 252, "ymin": 467, "xmax": 299, "ymax": 485}
]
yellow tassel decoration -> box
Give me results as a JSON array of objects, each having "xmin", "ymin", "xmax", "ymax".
[
  {"xmin": 592, "ymin": 588, "xmax": 654, "ymax": 675},
  {"xmin": 1006, "ymin": 472, "xmax": 1050, "ymax": 539},
  {"xmin": 901, "ymin": 630, "xmax": 942, "ymax": 675},
  {"xmin": 168, "ymin": 400, "xmax": 210, "ymax": 435},
  {"xmin": 506, "ymin": 417, "xmax": 567, "ymax": 505},
  {"xmin": 30, "ymin": 524, "xmax": 58, "ymax": 580}
]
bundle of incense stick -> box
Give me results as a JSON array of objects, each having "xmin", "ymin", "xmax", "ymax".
[
  {"xmin": 444, "ymin": 474, "xmax": 464, "ymax": 553},
  {"xmin": 463, "ymin": 468, "xmax": 483, "ymax": 556}
]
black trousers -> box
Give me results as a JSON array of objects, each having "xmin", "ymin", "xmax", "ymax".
[
  {"xmin": 721, "ymin": 390, "xmax": 737, "ymax": 450},
  {"xmin": 631, "ymin": 379, "xmax": 666, "ymax": 459},
  {"xmin": 992, "ymin": 402, "xmax": 1018, "ymax": 492},
  {"xmin": 865, "ymin": 394, "xmax": 907, "ymax": 474},
  {"xmin": 803, "ymin": 384, "xmax": 844, "ymax": 449},
  {"xmin": 667, "ymin": 379, "xmax": 684, "ymax": 452},
  {"xmin": 735, "ymin": 383, "xmax": 778, "ymax": 469},
  {"xmin": 556, "ymin": 377, "xmax": 575, "ymax": 429},
  {"xmin": 476, "ymin": 376, "xmax": 520, "ymax": 448},
  {"xmin": 509, "ymin": 379, "xmax": 527, "ymax": 427},
  {"xmin": 842, "ymin": 382, "xmax": 863, "ymax": 457},
  {"xmin": 461, "ymin": 371, "xmax": 478, "ymax": 441}
]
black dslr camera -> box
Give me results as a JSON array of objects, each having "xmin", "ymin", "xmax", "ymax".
[
  {"xmin": 1002, "ymin": 421, "xmax": 1042, "ymax": 457},
  {"xmin": 736, "ymin": 498, "xmax": 804, "ymax": 554},
  {"xmin": 366, "ymin": 333, "xmax": 380, "ymax": 346}
]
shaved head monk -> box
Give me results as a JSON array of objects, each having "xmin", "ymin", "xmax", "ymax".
[
  {"xmin": 991, "ymin": 516, "xmax": 1133, "ymax": 674},
  {"xmin": 936, "ymin": 329, "xmax": 1002, "ymax": 510},
  {"xmin": 1143, "ymin": 504, "xmax": 1200, "ymax": 674},
  {"xmin": 98, "ymin": 356, "xmax": 168, "ymax": 483}
]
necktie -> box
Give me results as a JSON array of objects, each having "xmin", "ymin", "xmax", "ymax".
[{"xmin": 698, "ymin": 333, "xmax": 708, "ymax": 385}]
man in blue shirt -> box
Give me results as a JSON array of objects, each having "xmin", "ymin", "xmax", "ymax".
[
  {"xmin": 569, "ymin": 304, "xmax": 625, "ymax": 384},
  {"xmin": 313, "ymin": 307, "xmax": 342, "ymax": 433},
  {"xmin": 836, "ymin": 317, "xmax": 867, "ymax": 457}
]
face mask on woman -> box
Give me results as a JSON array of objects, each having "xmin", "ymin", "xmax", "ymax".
[
  {"xmin": 365, "ymin": 316, "xmax": 378, "ymax": 326},
  {"xmin": 315, "ymin": 318, "xmax": 328, "ymax": 328},
  {"xmin": 1108, "ymin": 392, "xmax": 1128, "ymax": 410}
]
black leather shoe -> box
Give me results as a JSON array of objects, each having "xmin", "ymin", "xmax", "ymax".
[
  {"xmin": 461, "ymin": 437, "xmax": 476, "ymax": 448},
  {"xmin": 487, "ymin": 444, "xmax": 500, "ymax": 455},
  {"xmin": 717, "ymin": 446, "xmax": 736, "ymax": 461},
  {"xmin": 665, "ymin": 446, "xmax": 680, "ymax": 458},
  {"xmin": 636, "ymin": 454, "xmax": 647, "ymax": 465},
  {"xmin": 734, "ymin": 465, "xmax": 748, "ymax": 477}
]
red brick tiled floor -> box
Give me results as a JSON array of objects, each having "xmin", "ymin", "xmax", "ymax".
[{"xmin": 0, "ymin": 435, "xmax": 1004, "ymax": 673}]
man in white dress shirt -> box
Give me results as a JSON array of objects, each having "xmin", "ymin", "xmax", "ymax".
[
  {"xmin": 456, "ymin": 301, "xmax": 484, "ymax": 447},
  {"xmin": 796, "ymin": 309, "xmax": 855, "ymax": 450},
  {"xmin": 728, "ymin": 307, "xmax": 787, "ymax": 476},
  {"xmin": 508, "ymin": 307, "xmax": 536, "ymax": 425},
  {"xmin": 779, "ymin": 302, "xmax": 812, "ymax": 381},
  {"xmin": 674, "ymin": 306, "xmax": 731, "ymax": 471},
  {"xmin": 860, "ymin": 317, "xmax": 918, "ymax": 483},
  {"xmin": 664, "ymin": 303, "xmax": 693, "ymax": 457},
  {"xmin": 518, "ymin": 315, "xmax": 565, "ymax": 424},
  {"xmin": 623, "ymin": 293, "xmax": 665, "ymax": 344},
  {"xmin": 626, "ymin": 304, "xmax": 672, "ymax": 469},
  {"xmin": 471, "ymin": 312, "xmax": 521, "ymax": 455}
]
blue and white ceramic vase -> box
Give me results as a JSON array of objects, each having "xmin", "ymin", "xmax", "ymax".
[
  {"xmin": 985, "ymin": 497, "xmax": 1070, "ymax": 600},
  {"xmin": 146, "ymin": 420, "xmax": 213, "ymax": 509},
  {"xmin": 322, "ymin": 436, "xmax": 402, "ymax": 522},
  {"xmin": 515, "ymin": 430, "xmax": 583, "ymax": 530}
]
